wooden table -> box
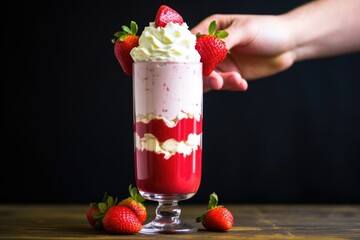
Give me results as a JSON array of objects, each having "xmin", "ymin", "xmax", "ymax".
[{"xmin": 0, "ymin": 204, "xmax": 359, "ymax": 239}]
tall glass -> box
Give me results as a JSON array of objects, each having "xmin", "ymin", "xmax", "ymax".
[{"xmin": 133, "ymin": 61, "xmax": 203, "ymax": 234}]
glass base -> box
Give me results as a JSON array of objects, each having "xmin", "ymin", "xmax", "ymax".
[
  {"xmin": 139, "ymin": 192, "xmax": 197, "ymax": 234},
  {"xmin": 140, "ymin": 221, "xmax": 197, "ymax": 234}
]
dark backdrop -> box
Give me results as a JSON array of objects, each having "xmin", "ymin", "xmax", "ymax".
[{"xmin": 3, "ymin": 0, "xmax": 360, "ymax": 204}]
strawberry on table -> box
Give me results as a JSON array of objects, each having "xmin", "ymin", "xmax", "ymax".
[
  {"xmin": 195, "ymin": 20, "xmax": 229, "ymax": 76},
  {"xmin": 155, "ymin": 5, "xmax": 183, "ymax": 28},
  {"xmin": 86, "ymin": 192, "xmax": 118, "ymax": 230},
  {"xmin": 102, "ymin": 205, "xmax": 142, "ymax": 234},
  {"xmin": 118, "ymin": 184, "xmax": 147, "ymax": 223},
  {"xmin": 87, "ymin": 204, "xmax": 101, "ymax": 229},
  {"xmin": 196, "ymin": 192, "xmax": 234, "ymax": 231},
  {"xmin": 112, "ymin": 21, "xmax": 139, "ymax": 76}
]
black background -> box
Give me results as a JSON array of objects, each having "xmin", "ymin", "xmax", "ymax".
[{"xmin": 3, "ymin": 0, "xmax": 360, "ymax": 204}]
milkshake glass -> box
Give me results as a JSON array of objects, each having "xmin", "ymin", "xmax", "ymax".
[{"xmin": 133, "ymin": 61, "xmax": 203, "ymax": 233}]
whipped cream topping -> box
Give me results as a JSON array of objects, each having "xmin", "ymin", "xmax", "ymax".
[
  {"xmin": 130, "ymin": 22, "xmax": 200, "ymax": 62},
  {"xmin": 135, "ymin": 133, "xmax": 201, "ymax": 159},
  {"xmin": 136, "ymin": 112, "xmax": 201, "ymax": 128}
]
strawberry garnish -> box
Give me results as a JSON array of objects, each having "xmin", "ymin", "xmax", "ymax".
[
  {"xmin": 112, "ymin": 21, "xmax": 139, "ymax": 76},
  {"xmin": 154, "ymin": 5, "xmax": 183, "ymax": 28},
  {"xmin": 86, "ymin": 192, "xmax": 118, "ymax": 230},
  {"xmin": 195, "ymin": 20, "xmax": 229, "ymax": 76},
  {"xmin": 196, "ymin": 192, "xmax": 234, "ymax": 231},
  {"xmin": 103, "ymin": 205, "xmax": 142, "ymax": 234},
  {"xmin": 118, "ymin": 184, "xmax": 147, "ymax": 223}
]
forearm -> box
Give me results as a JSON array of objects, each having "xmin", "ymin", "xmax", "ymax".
[{"xmin": 282, "ymin": 0, "xmax": 360, "ymax": 62}]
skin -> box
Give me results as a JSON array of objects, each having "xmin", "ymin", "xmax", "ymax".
[{"xmin": 191, "ymin": 0, "xmax": 360, "ymax": 92}]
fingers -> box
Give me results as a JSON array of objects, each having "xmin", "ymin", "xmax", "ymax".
[
  {"xmin": 203, "ymin": 71, "xmax": 248, "ymax": 92},
  {"xmin": 203, "ymin": 72, "xmax": 223, "ymax": 92},
  {"xmin": 192, "ymin": 15, "xmax": 249, "ymax": 93}
]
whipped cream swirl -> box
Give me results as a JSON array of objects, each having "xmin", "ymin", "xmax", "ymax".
[{"xmin": 130, "ymin": 22, "xmax": 200, "ymax": 62}]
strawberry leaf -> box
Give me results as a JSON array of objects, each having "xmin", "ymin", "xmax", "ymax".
[
  {"xmin": 101, "ymin": 192, "xmax": 108, "ymax": 202},
  {"xmin": 93, "ymin": 212, "xmax": 105, "ymax": 219},
  {"xmin": 122, "ymin": 21, "xmax": 138, "ymax": 35},
  {"xmin": 196, "ymin": 32, "xmax": 205, "ymax": 38},
  {"xmin": 90, "ymin": 202, "xmax": 98, "ymax": 208},
  {"xmin": 129, "ymin": 184, "xmax": 146, "ymax": 203},
  {"xmin": 111, "ymin": 21, "xmax": 138, "ymax": 43},
  {"xmin": 208, "ymin": 192, "xmax": 219, "ymax": 210},
  {"xmin": 107, "ymin": 196, "xmax": 114, "ymax": 208},
  {"xmin": 208, "ymin": 20, "xmax": 217, "ymax": 35},
  {"xmin": 196, "ymin": 214, "xmax": 205, "ymax": 223},
  {"xmin": 121, "ymin": 25, "xmax": 131, "ymax": 34},
  {"xmin": 216, "ymin": 30, "xmax": 228, "ymax": 39},
  {"xmin": 130, "ymin": 21, "xmax": 138, "ymax": 34},
  {"xmin": 98, "ymin": 202, "xmax": 107, "ymax": 213}
]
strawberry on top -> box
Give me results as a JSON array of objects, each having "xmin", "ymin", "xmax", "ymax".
[
  {"xmin": 112, "ymin": 21, "xmax": 139, "ymax": 76},
  {"xmin": 195, "ymin": 20, "xmax": 229, "ymax": 76},
  {"xmin": 112, "ymin": 5, "xmax": 229, "ymax": 77},
  {"xmin": 155, "ymin": 5, "xmax": 184, "ymax": 28}
]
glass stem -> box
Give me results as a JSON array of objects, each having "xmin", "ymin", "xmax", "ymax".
[{"xmin": 153, "ymin": 201, "xmax": 182, "ymax": 227}]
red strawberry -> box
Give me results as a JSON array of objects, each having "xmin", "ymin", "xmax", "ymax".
[
  {"xmin": 86, "ymin": 192, "xmax": 118, "ymax": 230},
  {"xmin": 112, "ymin": 21, "xmax": 139, "ymax": 76},
  {"xmin": 195, "ymin": 20, "xmax": 229, "ymax": 76},
  {"xmin": 154, "ymin": 5, "xmax": 183, "ymax": 28},
  {"xmin": 196, "ymin": 192, "xmax": 234, "ymax": 231},
  {"xmin": 102, "ymin": 206, "xmax": 142, "ymax": 234},
  {"xmin": 87, "ymin": 203, "xmax": 100, "ymax": 229},
  {"xmin": 118, "ymin": 184, "xmax": 147, "ymax": 223}
]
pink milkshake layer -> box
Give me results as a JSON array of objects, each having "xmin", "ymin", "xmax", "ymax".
[{"xmin": 133, "ymin": 62, "xmax": 202, "ymax": 121}]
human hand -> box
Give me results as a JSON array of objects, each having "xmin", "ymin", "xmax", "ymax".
[{"xmin": 191, "ymin": 14, "xmax": 295, "ymax": 92}]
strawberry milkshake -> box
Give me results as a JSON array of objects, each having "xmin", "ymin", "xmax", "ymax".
[
  {"xmin": 129, "ymin": 5, "xmax": 202, "ymax": 233},
  {"xmin": 133, "ymin": 61, "xmax": 202, "ymax": 195},
  {"xmin": 131, "ymin": 19, "xmax": 202, "ymax": 198}
]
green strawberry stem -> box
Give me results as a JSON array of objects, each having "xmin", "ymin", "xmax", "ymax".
[
  {"xmin": 196, "ymin": 20, "xmax": 228, "ymax": 39},
  {"xmin": 196, "ymin": 192, "xmax": 222, "ymax": 223},
  {"xmin": 196, "ymin": 213, "xmax": 205, "ymax": 223},
  {"xmin": 207, "ymin": 192, "xmax": 219, "ymax": 210},
  {"xmin": 111, "ymin": 21, "xmax": 138, "ymax": 43},
  {"xmin": 91, "ymin": 192, "xmax": 118, "ymax": 228},
  {"xmin": 101, "ymin": 192, "xmax": 108, "ymax": 202},
  {"xmin": 209, "ymin": 20, "xmax": 228, "ymax": 38}
]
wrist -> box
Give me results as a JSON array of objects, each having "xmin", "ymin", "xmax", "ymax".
[{"xmin": 278, "ymin": 12, "xmax": 301, "ymax": 63}]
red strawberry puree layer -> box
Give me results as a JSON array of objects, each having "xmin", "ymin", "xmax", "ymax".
[{"xmin": 135, "ymin": 117, "xmax": 202, "ymax": 194}]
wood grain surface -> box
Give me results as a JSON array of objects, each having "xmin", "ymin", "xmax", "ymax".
[{"xmin": 0, "ymin": 204, "xmax": 359, "ymax": 239}]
